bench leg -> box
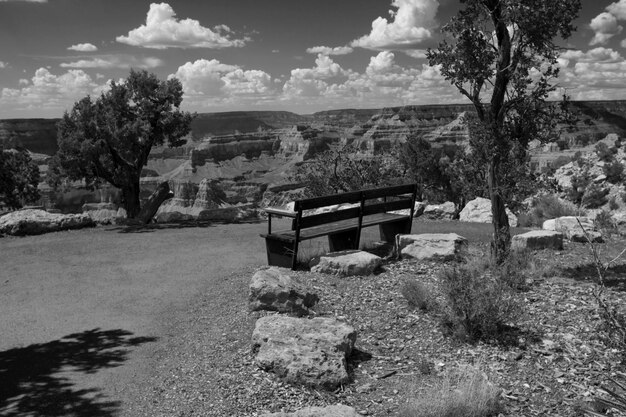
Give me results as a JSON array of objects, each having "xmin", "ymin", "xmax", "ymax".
[
  {"xmin": 328, "ymin": 228, "xmax": 359, "ymax": 252},
  {"xmin": 379, "ymin": 218, "xmax": 412, "ymax": 243},
  {"xmin": 264, "ymin": 236, "xmax": 296, "ymax": 269}
]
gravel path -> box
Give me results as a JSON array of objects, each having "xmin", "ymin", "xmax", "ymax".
[{"xmin": 0, "ymin": 222, "xmax": 268, "ymax": 416}]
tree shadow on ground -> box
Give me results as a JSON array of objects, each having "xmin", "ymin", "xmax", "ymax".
[
  {"xmin": 559, "ymin": 263, "xmax": 626, "ymax": 292},
  {"xmin": 0, "ymin": 328, "xmax": 157, "ymax": 417},
  {"xmin": 346, "ymin": 347, "xmax": 373, "ymax": 382}
]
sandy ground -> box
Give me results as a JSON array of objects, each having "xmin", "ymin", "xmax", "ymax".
[{"xmin": 0, "ymin": 221, "xmax": 269, "ymax": 416}]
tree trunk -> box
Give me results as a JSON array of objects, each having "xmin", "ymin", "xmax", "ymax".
[
  {"xmin": 122, "ymin": 180, "xmax": 141, "ymax": 219},
  {"xmin": 488, "ymin": 157, "xmax": 511, "ymax": 264},
  {"xmin": 136, "ymin": 181, "xmax": 173, "ymax": 224}
]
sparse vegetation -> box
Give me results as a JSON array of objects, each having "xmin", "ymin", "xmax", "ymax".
[
  {"xmin": 595, "ymin": 142, "xmax": 617, "ymax": 163},
  {"xmin": 518, "ymin": 194, "xmax": 579, "ymax": 227},
  {"xmin": 400, "ymin": 365, "xmax": 503, "ymax": 417},
  {"xmin": 401, "ymin": 279, "xmax": 438, "ymax": 312},
  {"xmin": 439, "ymin": 256, "xmax": 522, "ymax": 342},
  {"xmin": 603, "ymin": 160, "xmax": 624, "ymax": 184},
  {"xmin": 583, "ymin": 183, "xmax": 609, "ymax": 209}
]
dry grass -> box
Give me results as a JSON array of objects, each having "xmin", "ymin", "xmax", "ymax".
[
  {"xmin": 401, "ymin": 279, "xmax": 438, "ymax": 311},
  {"xmin": 400, "ymin": 364, "xmax": 503, "ymax": 417}
]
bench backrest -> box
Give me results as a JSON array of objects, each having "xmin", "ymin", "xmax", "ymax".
[{"xmin": 291, "ymin": 183, "xmax": 417, "ymax": 231}]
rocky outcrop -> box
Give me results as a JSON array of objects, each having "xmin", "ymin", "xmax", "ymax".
[
  {"xmin": 397, "ymin": 233, "xmax": 468, "ymax": 261},
  {"xmin": 260, "ymin": 404, "xmax": 363, "ymax": 417},
  {"xmin": 311, "ymin": 250, "xmax": 382, "ymax": 276},
  {"xmin": 459, "ymin": 197, "xmax": 518, "ymax": 227},
  {"xmin": 252, "ymin": 316, "xmax": 356, "ymax": 389},
  {"xmin": 512, "ymin": 231, "xmax": 564, "ymax": 250},
  {"xmin": 0, "ymin": 209, "xmax": 95, "ymax": 236},
  {"xmin": 193, "ymin": 179, "xmax": 226, "ymax": 209},
  {"xmin": 423, "ymin": 202, "xmax": 456, "ymax": 220},
  {"xmin": 249, "ymin": 267, "xmax": 319, "ymax": 315}
]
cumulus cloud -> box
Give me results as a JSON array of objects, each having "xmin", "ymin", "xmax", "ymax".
[
  {"xmin": 0, "ymin": 61, "xmax": 6, "ymax": 68},
  {"xmin": 306, "ymin": 46, "xmax": 354, "ymax": 55},
  {"xmin": 116, "ymin": 2, "xmax": 248, "ymax": 49},
  {"xmin": 351, "ymin": 0, "xmax": 439, "ymax": 50},
  {"xmin": 170, "ymin": 59, "xmax": 275, "ymax": 100},
  {"xmin": 60, "ymin": 55, "xmax": 163, "ymax": 69},
  {"xmin": 607, "ymin": 0, "xmax": 626, "ymax": 20},
  {"xmin": 67, "ymin": 43, "xmax": 98, "ymax": 52},
  {"xmin": 590, "ymin": 12, "xmax": 623, "ymax": 45},
  {"xmin": 0, "ymin": 68, "xmax": 110, "ymax": 116},
  {"xmin": 404, "ymin": 49, "xmax": 427, "ymax": 59},
  {"xmin": 0, "ymin": 0, "xmax": 47, "ymax": 2}
]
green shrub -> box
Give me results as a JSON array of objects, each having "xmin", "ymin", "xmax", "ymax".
[
  {"xmin": 568, "ymin": 172, "xmax": 591, "ymax": 205},
  {"xmin": 595, "ymin": 210, "xmax": 617, "ymax": 237},
  {"xmin": 609, "ymin": 196, "xmax": 619, "ymax": 211},
  {"xmin": 401, "ymin": 279, "xmax": 438, "ymax": 312},
  {"xmin": 604, "ymin": 160, "xmax": 624, "ymax": 184},
  {"xmin": 439, "ymin": 257, "xmax": 522, "ymax": 342},
  {"xmin": 400, "ymin": 365, "xmax": 503, "ymax": 417},
  {"xmin": 551, "ymin": 155, "xmax": 571, "ymax": 170},
  {"xmin": 583, "ymin": 184, "xmax": 609, "ymax": 209}
]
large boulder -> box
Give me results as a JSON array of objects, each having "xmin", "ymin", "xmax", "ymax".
[
  {"xmin": 249, "ymin": 267, "xmax": 319, "ymax": 315},
  {"xmin": 84, "ymin": 209, "xmax": 120, "ymax": 225},
  {"xmin": 512, "ymin": 231, "xmax": 564, "ymax": 250},
  {"xmin": 543, "ymin": 216, "xmax": 603, "ymax": 243},
  {"xmin": 0, "ymin": 209, "xmax": 95, "ymax": 236},
  {"xmin": 252, "ymin": 316, "xmax": 357, "ymax": 389},
  {"xmin": 423, "ymin": 202, "xmax": 456, "ymax": 220},
  {"xmin": 390, "ymin": 201, "xmax": 427, "ymax": 217},
  {"xmin": 459, "ymin": 197, "xmax": 518, "ymax": 227},
  {"xmin": 311, "ymin": 250, "xmax": 382, "ymax": 276},
  {"xmin": 397, "ymin": 233, "xmax": 468, "ymax": 261},
  {"xmin": 154, "ymin": 211, "xmax": 195, "ymax": 223},
  {"xmin": 261, "ymin": 405, "xmax": 362, "ymax": 417}
]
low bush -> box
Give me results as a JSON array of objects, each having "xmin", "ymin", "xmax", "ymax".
[
  {"xmin": 400, "ymin": 365, "xmax": 503, "ymax": 417},
  {"xmin": 595, "ymin": 210, "xmax": 617, "ymax": 238},
  {"xmin": 518, "ymin": 194, "xmax": 579, "ymax": 227},
  {"xmin": 401, "ymin": 279, "xmax": 438, "ymax": 312},
  {"xmin": 439, "ymin": 257, "xmax": 522, "ymax": 342},
  {"xmin": 568, "ymin": 172, "xmax": 592, "ymax": 205},
  {"xmin": 583, "ymin": 184, "xmax": 609, "ymax": 209},
  {"xmin": 604, "ymin": 160, "xmax": 624, "ymax": 184},
  {"xmin": 609, "ymin": 196, "xmax": 620, "ymax": 211},
  {"xmin": 596, "ymin": 142, "xmax": 617, "ymax": 163}
]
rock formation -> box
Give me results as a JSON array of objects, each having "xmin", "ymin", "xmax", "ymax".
[
  {"xmin": 0, "ymin": 209, "xmax": 95, "ymax": 236},
  {"xmin": 397, "ymin": 233, "xmax": 468, "ymax": 261},
  {"xmin": 249, "ymin": 267, "xmax": 319, "ymax": 315}
]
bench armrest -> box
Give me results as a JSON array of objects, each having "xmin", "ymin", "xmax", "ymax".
[{"xmin": 264, "ymin": 207, "xmax": 297, "ymax": 218}]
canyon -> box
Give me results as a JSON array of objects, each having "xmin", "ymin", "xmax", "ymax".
[{"xmin": 1, "ymin": 101, "xmax": 625, "ymax": 217}]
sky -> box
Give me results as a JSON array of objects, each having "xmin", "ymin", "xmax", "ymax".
[{"xmin": 0, "ymin": 0, "xmax": 624, "ymax": 118}]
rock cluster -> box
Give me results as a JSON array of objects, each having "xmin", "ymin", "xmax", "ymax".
[
  {"xmin": 0, "ymin": 209, "xmax": 95, "ymax": 236},
  {"xmin": 512, "ymin": 230, "xmax": 564, "ymax": 250},
  {"xmin": 423, "ymin": 202, "xmax": 456, "ymax": 220}
]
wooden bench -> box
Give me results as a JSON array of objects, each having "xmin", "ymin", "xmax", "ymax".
[{"xmin": 261, "ymin": 183, "xmax": 418, "ymax": 269}]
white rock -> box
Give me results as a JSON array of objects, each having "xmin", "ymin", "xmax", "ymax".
[
  {"xmin": 252, "ymin": 316, "xmax": 356, "ymax": 388},
  {"xmin": 542, "ymin": 216, "xmax": 603, "ymax": 243},
  {"xmin": 249, "ymin": 267, "xmax": 318, "ymax": 315},
  {"xmin": 512, "ymin": 231, "xmax": 564, "ymax": 250},
  {"xmin": 311, "ymin": 250, "xmax": 382, "ymax": 276},
  {"xmin": 397, "ymin": 233, "xmax": 468, "ymax": 261},
  {"xmin": 459, "ymin": 197, "xmax": 518, "ymax": 227}
]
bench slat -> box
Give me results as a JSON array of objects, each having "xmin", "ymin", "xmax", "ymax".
[
  {"xmin": 362, "ymin": 198, "xmax": 413, "ymax": 216},
  {"xmin": 296, "ymin": 207, "xmax": 361, "ymax": 229},
  {"xmin": 295, "ymin": 190, "xmax": 362, "ymax": 211},
  {"xmin": 267, "ymin": 212, "xmax": 409, "ymax": 242},
  {"xmin": 264, "ymin": 207, "xmax": 297, "ymax": 217}
]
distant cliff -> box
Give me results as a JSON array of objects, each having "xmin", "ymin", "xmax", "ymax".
[{"xmin": 0, "ymin": 118, "xmax": 59, "ymax": 155}]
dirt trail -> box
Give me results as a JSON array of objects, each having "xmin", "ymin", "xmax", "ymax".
[{"xmin": 0, "ymin": 222, "xmax": 268, "ymax": 416}]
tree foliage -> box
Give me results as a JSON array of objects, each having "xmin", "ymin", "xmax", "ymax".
[
  {"xmin": 292, "ymin": 142, "xmax": 404, "ymax": 197},
  {"xmin": 427, "ymin": 0, "xmax": 581, "ymax": 262},
  {"xmin": 0, "ymin": 149, "xmax": 40, "ymax": 210},
  {"xmin": 49, "ymin": 70, "xmax": 194, "ymax": 218}
]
